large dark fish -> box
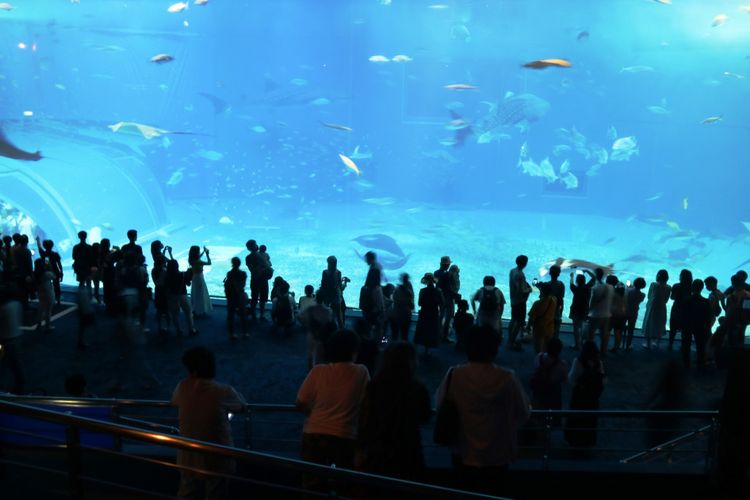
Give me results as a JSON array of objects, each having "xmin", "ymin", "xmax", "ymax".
[
  {"xmin": 354, "ymin": 249, "xmax": 410, "ymax": 271},
  {"xmin": 198, "ymin": 92, "xmax": 230, "ymax": 114},
  {"xmin": 352, "ymin": 234, "xmax": 405, "ymax": 257},
  {"xmin": 0, "ymin": 128, "xmax": 42, "ymax": 161},
  {"xmin": 450, "ymin": 92, "xmax": 550, "ymax": 146}
]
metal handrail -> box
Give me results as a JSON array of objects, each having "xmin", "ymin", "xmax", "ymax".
[
  {"xmin": 621, "ymin": 424, "xmax": 713, "ymax": 464},
  {"xmin": 0, "ymin": 395, "xmax": 719, "ymax": 419},
  {"xmin": 0, "ymin": 399, "xmax": 508, "ymax": 500}
]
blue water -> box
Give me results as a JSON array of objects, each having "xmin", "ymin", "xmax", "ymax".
[{"xmin": 1, "ymin": 0, "xmax": 749, "ymax": 306}]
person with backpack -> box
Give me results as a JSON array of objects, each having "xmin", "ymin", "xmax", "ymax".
[
  {"xmin": 471, "ymin": 275, "xmax": 505, "ymax": 338},
  {"xmin": 224, "ymin": 257, "xmax": 248, "ymax": 340},
  {"xmin": 565, "ymin": 340, "xmax": 605, "ymax": 448},
  {"xmin": 527, "ymin": 282, "xmax": 557, "ymax": 353}
]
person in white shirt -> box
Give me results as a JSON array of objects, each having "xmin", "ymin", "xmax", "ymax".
[
  {"xmin": 296, "ymin": 329, "xmax": 370, "ymax": 491},
  {"xmin": 171, "ymin": 347, "xmax": 246, "ymax": 500},
  {"xmin": 435, "ymin": 325, "xmax": 530, "ymax": 496},
  {"xmin": 587, "ymin": 268, "xmax": 615, "ymax": 355}
]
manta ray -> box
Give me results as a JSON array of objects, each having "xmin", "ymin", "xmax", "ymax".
[
  {"xmin": 539, "ymin": 257, "xmax": 614, "ymax": 276},
  {"xmin": 108, "ymin": 122, "xmax": 205, "ymax": 140},
  {"xmin": 352, "ymin": 234, "xmax": 410, "ymax": 271},
  {"xmin": 0, "ymin": 127, "xmax": 42, "ymax": 161}
]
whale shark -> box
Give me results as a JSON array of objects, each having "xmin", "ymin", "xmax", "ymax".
[{"xmin": 0, "ymin": 128, "xmax": 42, "ymax": 161}]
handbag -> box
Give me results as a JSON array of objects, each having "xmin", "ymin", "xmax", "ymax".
[{"xmin": 433, "ymin": 368, "xmax": 461, "ymax": 445}]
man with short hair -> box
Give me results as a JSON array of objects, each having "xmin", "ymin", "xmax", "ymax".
[
  {"xmin": 435, "ymin": 256, "xmax": 456, "ymax": 342},
  {"xmin": 171, "ymin": 347, "xmax": 246, "ymax": 500},
  {"xmin": 682, "ymin": 279, "xmax": 712, "ymax": 369},
  {"xmin": 72, "ymin": 231, "xmax": 92, "ymax": 290},
  {"xmin": 120, "ymin": 229, "xmax": 143, "ymax": 261},
  {"xmin": 224, "ymin": 257, "xmax": 248, "ymax": 339}
]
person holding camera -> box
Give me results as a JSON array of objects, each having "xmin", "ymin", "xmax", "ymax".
[
  {"xmin": 318, "ymin": 255, "xmax": 348, "ymax": 329},
  {"xmin": 188, "ymin": 245, "xmax": 213, "ymax": 317}
]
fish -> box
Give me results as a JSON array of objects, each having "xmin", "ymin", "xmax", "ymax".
[
  {"xmin": 450, "ymin": 92, "xmax": 550, "ymax": 146},
  {"xmin": 363, "ymin": 197, "xmax": 397, "ymax": 206},
  {"xmin": 647, "ymin": 98, "xmax": 670, "ymax": 115},
  {"xmin": 712, "ymin": 14, "xmax": 729, "ymax": 27},
  {"xmin": 611, "ymin": 136, "xmax": 639, "ymax": 161},
  {"xmin": 289, "ymin": 78, "xmax": 308, "ymax": 86},
  {"xmin": 741, "ymin": 5, "xmax": 750, "ymax": 13},
  {"xmin": 560, "ymin": 171, "xmax": 578, "ymax": 189},
  {"xmin": 352, "ymin": 234, "xmax": 405, "ymax": 257},
  {"xmin": 251, "ymin": 125, "xmax": 267, "ymax": 133},
  {"xmin": 320, "ymin": 121, "xmax": 353, "ymax": 132},
  {"xmin": 368, "ymin": 55, "xmax": 390, "ymax": 63},
  {"xmin": 194, "ymin": 0, "xmax": 208, "ymax": 5},
  {"xmin": 666, "ymin": 220, "xmax": 681, "ymax": 231},
  {"xmin": 451, "ymin": 24, "xmax": 471, "ymax": 41},
  {"xmin": 338, "ymin": 153, "xmax": 361, "ymax": 176},
  {"xmin": 349, "ymin": 145, "xmax": 372, "ymax": 160},
  {"xmin": 150, "ymin": 54, "xmax": 174, "ymax": 64},
  {"xmin": 428, "ymin": 4, "xmax": 449, "ymax": 9},
  {"xmin": 653, "ymin": 0, "xmax": 671, "ymax": 4},
  {"xmin": 108, "ymin": 122, "xmax": 203, "ymax": 140},
  {"xmin": 539, "ymin": 257, "xmax": 615, "ymax": 277},
  {"xmin": 683, "ymin": 197, "xmax": 688, "ymax": 210},
  {"xmin": 723, "ymin": 71, "xmax": 746, "ymax": 79},
  {"xmin": 741, "ymin": 221, "xmax": 750, "ymax": 234},
  {"xmin": 607, "ymin": 126, "xmax": 618, "ymax": 141},
  {"xmin": 646, "ymin": 192, "xmax": 663, "ymax": 201},
  {"xmin": 702, "ymin": 115, "xmax": 722, "ymax": 124},
  {"xmin": 476, "ymin": 130, "xmax": 511, "ymax": 144},
  {"xmin": 553, "ymin": 144, "xmax": 571, "ymax": 156},
  {"xmin": 444, "ymin": 83, "xmax": 479, "ymax": 90},
  {"xmin": 197, "ymin": 149, "xmax": 223, "ymax": 161},
  {"xmin": 391, "ymin": 55, "xmax": 412, "ymax": 62},
  {"xmin": 310, "ymin": 97, "xmax": 330, "ymax": 106},
  {"xmin": 166, "ymin": 169, "xmax": 184, "ymax": 186},
  {"xmin": 218, "ymin": 216, "xmax": 233, "ymax": 225},
  {"xmin": 197, "ymin": 92, "xmax": 230, "ymax": 114},
  {"xmin": 0, "ymin": 3, "xmax": 13, "ymax": 10},
  {"xmin": 576, "ymin": 31, "xmax": 589, "ymax": 41},
  {"xmin": 0, "ymin": 128, "xmax": 42, "ymax": 161},
  {"xmin": 522, "ymin": 58, "xmax": 572, "ymax": 69},
  {"xmin": 620, "ymin": 65, "xmax": 655, "ymax": 73},
  {"xmin": 167, "ymin": 2, "xmax": 189, "ymax": 13}
]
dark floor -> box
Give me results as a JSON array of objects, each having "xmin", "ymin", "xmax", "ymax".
[{"xmin": 2, "ymin": 290, "xmax": 728, "ymax": 414}]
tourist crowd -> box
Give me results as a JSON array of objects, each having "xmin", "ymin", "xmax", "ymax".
[{"xmin": 1, "ymin": 228, "xmax": 749, "ymax": 498}]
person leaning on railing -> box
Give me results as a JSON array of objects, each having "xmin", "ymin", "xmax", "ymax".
[{"xmin": 171, "ymin": 346, "xmax": 247, "ymax": 500}]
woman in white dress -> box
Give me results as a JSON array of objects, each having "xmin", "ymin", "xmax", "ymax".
[{"xmin": 188, "ymin": 245, "xmax": 213, "ymax": 316}]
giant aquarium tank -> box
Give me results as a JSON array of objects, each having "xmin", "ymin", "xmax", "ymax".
[{"xmin": 1, "ymin": 0, "xmax": 748, "ymax": 316}]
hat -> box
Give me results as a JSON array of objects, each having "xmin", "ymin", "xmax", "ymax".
[
  {"xmin": 440, "ymin": 256, "xmax": 451, "ymax": 265},
  {"xmin": 421, "ymin": 272, "xmax": 435, "ymax": 285}
]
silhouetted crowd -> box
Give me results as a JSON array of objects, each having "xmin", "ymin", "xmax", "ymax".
[{"xmin": 1, "ymin": 228, "xmax": 749, "ymax": 498}]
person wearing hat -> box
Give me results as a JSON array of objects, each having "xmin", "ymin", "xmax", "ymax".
[
  {"xmin": 435, "ymin": 256, "xmax": 458, "ymax": 343},
  {"xmin": 413, "ymin": 272, "xmax": 444, "ymax": 356}
]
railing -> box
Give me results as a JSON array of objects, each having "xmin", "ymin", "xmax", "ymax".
[
  {"xmin": 0, "ymin": 399, "xmax": 509, "ymax": 499},
  {"xmin": 0, "ymin": 394, "xmax": 720, "ymax": 477}
]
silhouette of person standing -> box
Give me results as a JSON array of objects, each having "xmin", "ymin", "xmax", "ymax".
[
  {"xmin": 245, "ymin": 240, "xmax": 272, "ymax": 321},
  {"xmin": 72, "ymin": 231, "xmax": 93, "ymax": 291}
]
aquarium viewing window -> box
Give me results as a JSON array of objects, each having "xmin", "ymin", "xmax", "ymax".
[{"xmin": 0, "ymin": 0, "xmax": 748, "ymax": 313}]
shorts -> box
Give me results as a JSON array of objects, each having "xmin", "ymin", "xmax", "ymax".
[
  {"xmin": 511, "ymin": 302, "xmax": 527, "ymax": 321},
  {"xmin": 610, "ymin": 315, "xmax": 626, "ymax": 330}
]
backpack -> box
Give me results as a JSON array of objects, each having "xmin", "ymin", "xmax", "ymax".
[{"xmin": 479, "ymin": 287, "xmax": 499, "ymax": 312}]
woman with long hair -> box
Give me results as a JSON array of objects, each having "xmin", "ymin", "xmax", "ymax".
[{"xmin": 188, "ymin": 245, "xmax": 213, "ymax": 317}]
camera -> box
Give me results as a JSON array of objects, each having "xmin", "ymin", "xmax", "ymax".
[{"xmin": 342, "ymin": 277, "xmax": 351, "ymax": 283}]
